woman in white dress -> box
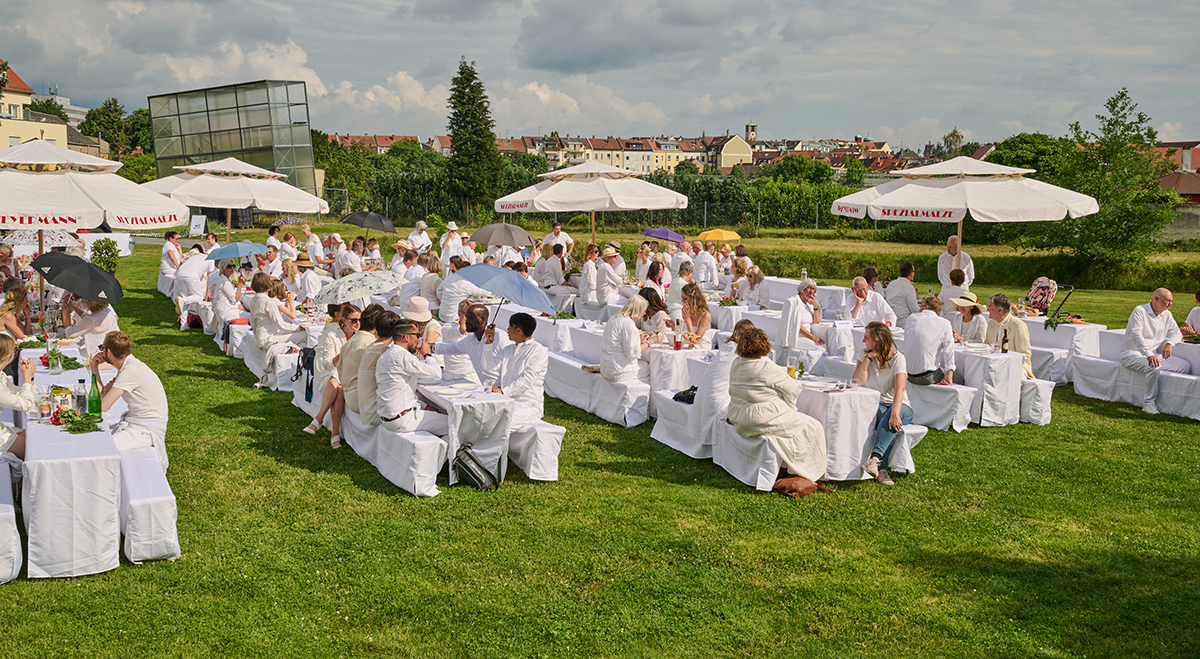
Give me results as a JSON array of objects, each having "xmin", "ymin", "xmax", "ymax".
[
  {"xmin": 63, "ymin": 296, "xmax": 120, "ymax": 360},
  {"xmin": 852, "ymin": 322, "xmax": 913, "ymax": 487},
  {"xmin": 250, "ymin": 273, "xmax": 305, "ymax": 349},
  {"xmin": 601, "ymin": 295, "xmax": 650, "ymax": 383},
  {"xmin": 680, "ymin": 283, "xmax": 712, "ymax": 337},
  {"xmin": 634, "ymin": 244, "xmax": 652, "ymax": 281},
  {"xmin": 159, "ymin": 232, "xmax": 182, "ymax": 277},
  {"xmin": 637, "ymin": 288, "xmax": 672, "ymax": 334},
  {"xmin": 727, "ymin": 327, "xmax": 826, "ymax": 483},
  {"xmin": 724, "ymin": 259, "xmax": 748, "ymax": 299},
  {"xmin": 951, "ymin": 293, "xmax": 987, "ymax": 344},
  {"xmin": 209, "ymin": 260, "xmax": 245, "ymax": 330},
  {"xmin": 0, "ymin": 335, "xmax": 38, "ymax": 460},
  {"xmin": 280, "ymin": 232, "xmax": 300, "ymax": 261},
  {"xmin": 303, "ymin": 303, "xmax": 360, "ymax": 449},
  {"xmin": 743, "ymin": 265, "xmax": 771, "ymax": 309},
  {"xmin": 644, "ymin": 261, "xmax": 667, "ymax": 301}
]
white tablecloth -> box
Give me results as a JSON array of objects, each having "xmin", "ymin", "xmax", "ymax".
[
  {"xmin": 492, "ymin": 304, "xmax": 584, "ymax": 353},
  {"xmin": 569, "ymin": 326, "xmax": 604, "ymax": 365},
  {"xmin": 1172, "ymin": 342, "xmax": 1200, "ymax": 374},
  {"xmin": 953, "ymin": 348, "xmax": 1025, "ymax": 426},
  {"xmin": 1021, "ymin": 316, "xmax": 1106, "ymax": 380},
  {"xmin": 418, "ymin": 383, "xmax": 513, "ymax": 485},
  {"xmin": 743, "ymin": 309, "xmax": 853, "ymax": 361},
  {"xmin": 708, "ymin": 301, "xmax": 747, "ymax": 331},
  {"xmin": 763, "ymin": 277, "xmax": 854, "ymax": 313},
  {"xmin": 795, "ymin": 384, "xmax": 881, "ymax": 481}
]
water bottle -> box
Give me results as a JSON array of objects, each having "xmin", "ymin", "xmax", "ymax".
[
  {"xmin": 801, "ymin": 268, "xmax": 808, "ymax": 280},
  {"xmin": 75, "ymin": 379, "xmax": 88, "ymax": 413}
]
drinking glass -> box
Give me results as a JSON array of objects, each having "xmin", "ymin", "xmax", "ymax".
[{"xmin": 786, "ymin": 355, "xmax": 798, "ymax": 380}]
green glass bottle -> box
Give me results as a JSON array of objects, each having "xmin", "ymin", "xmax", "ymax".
[{"xmin": 88, "ymin": 373, "xmax": 102, "ymax": 415}]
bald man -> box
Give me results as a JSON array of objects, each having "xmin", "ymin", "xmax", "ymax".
[
  {"xmin": 1121, "ymin": 288, "xmax": 1191, "ymax": 414},
  {"xmin": 937, "ymin": 236, "xmax": 975, "ymax": 290}
]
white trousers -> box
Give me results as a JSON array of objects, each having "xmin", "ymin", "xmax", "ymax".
[
  {"xmin": 382, "ymin": 409, "xmax": 449, "ymax": 436},
  {"xmin": 1120, "ymin": 350, "xmax": 1192, "ymax": 404}
]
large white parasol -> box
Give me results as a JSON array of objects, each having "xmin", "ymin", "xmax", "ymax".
[
  {"xmin": 494, "ymin": 161, "xmax": 688, "ymax": 245},
  {"xmin": 142, "ymin": 157, "xmax": 329, "ymax": 242},
  {"xmin": 831, "ymin": 155, "xmax": 1099, "ymax": 268}
]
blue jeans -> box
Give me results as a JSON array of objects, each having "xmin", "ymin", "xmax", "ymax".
[{"xmin": 871, "ymin": 402, "xmax": 914, "ymax": 464}]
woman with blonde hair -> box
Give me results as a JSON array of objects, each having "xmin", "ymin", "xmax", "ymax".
[
  {"xmin": 0, "ymin": 287, "xmax": 31, "ymax": 339},
  {"xmin": 717, "ymin": 243, "xmax": 733, "ymax": 273},
  {"xmin": 420, "ymin": 255, "xmax": 443, "ymax": 313},
  {"xmin": 0, "ymin": 335, "xmax": 38, "ymax": 460},
  {"xmin": 635, "ymin": 243, "xmax": 652, "ymax": 281},
  {"xmin": 680, "ymin": 283, "xmax": 712, "ymax": 337},
  {"xmin": 724, "ymin": 258, "xmax": 748, "ymax": 299},
  {"xmin": 280, "ymin": 232, "xmax": 299, "ymax": 261},
  {"xmin": 852, "ymin": 321, "xmax": 912, "ymax": 487},
  {"xmin": 743, "ymin": 265, "xmax": 771, "ymax": 310},
  {"xmin": 728, "ymin": 327, "xmax": 826, "ymax": 484},
  {"xmin": 280, "ymin": 257, "xmax": 302, "ymax": 295},
  {"xmin": 601, "ymin": 295, "xmax": 650, "ymax": 383}
]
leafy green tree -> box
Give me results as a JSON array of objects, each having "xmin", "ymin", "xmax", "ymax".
[
  {"xmin": 310, "ymin": 128, "xmax": 376, "ymax": 214},
  {"xmin": 28, "ymin": 97, "xmax": 69, "ymax": 123},
  {"xmin": 772, "ymin": 154, "xmax": 832, "ymax": 185},
  {"xmin": 79, "ymin": 98, "xmax": 129, "ymax": 153},
  {"xmin": 958, "ymin": 141, "xmax": 981, "ymax": 158},
  {"xmin": 842, "ymin": 156, "xmax": 867, "ymax": 188},
  {"xmin": 0, "ymin": 60, "xmax": 8, "ymax": 98},
  {"xmin": 939, "ymin": 127, "xmax": 964, "ymax": 158},
  {"xmin": 1014, "ymin": 89, "xmax": 1181, "ymax": 270},
  {"xmin": 125, "ymin": 108, "xmax": 153, "ymax": 153},
  {"xmin": 674, "ymin": 160, "xmax": 699, "ymax": 177},
  {"xmin": 987, "ymin": 132, "xmax": 1072, "ymax": 179},
  {"xmin": 116, "ymin": 153, "xmax": 157, "ymax": 183},
  {"xmin": 446, "ymin": 57, "xmax": 505, "ymax": 221}
]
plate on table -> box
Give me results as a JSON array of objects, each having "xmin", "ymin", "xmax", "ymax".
[
  {"xmin": 435, "ymin": 387, "xmax": 461, "ymax": 396},
  {"xmin": 965, "ymin": 342, "xmax": 989, "ymax": 350},
  {"xmin": 965, "ymin": 347, "xmax": 993, "ymax": 354},
  {"xmin": 450, "ymin": 383, "xmax": 477, "ymax": 391},
  {"xmin": 418, "ymin": 378, "xmax": 442, "ymax": 385}
]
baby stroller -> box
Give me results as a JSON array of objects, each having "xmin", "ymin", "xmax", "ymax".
[{"xmin": 1026, "ymin": 277, "xmax": 1074, "ymax": 316}]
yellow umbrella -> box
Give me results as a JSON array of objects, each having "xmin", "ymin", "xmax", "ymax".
[{"xmin": 697, "ymin": 228, "xmax": 741, "ymax": 241}]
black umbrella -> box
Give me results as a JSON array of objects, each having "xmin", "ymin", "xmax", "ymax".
[
  {"xmin": 340, "ymin": 211, "xmax": 396, "ymax": 236},
  {"xmin": 468, "ymin": 222, "xmax": 534, "ymax": 248},
  {"xmin": 31, "ymin": 252, "xmax": 123, "ymax": 305}
]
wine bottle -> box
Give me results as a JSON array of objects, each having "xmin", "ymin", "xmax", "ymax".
[
  {"xmin": 1001, "ymin": 329, "xmax": 1009, "ymax": 354},
  {"xmin": 88, "ymin": 372, "xmax": 102, "ymax": 415}
]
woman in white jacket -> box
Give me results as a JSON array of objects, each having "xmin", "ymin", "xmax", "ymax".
[
  {"xmin": 601, "ymin": 295, "xmax": 650, "ymax": 383},
  {"xmin": 743, "ymin": 265, "xmax": 771, "ymax": 309},
  {"xmin": 303, "ymin": 303, "xmax": 360, "ymax": 448},
  {"xmin": 249, "ymin": 273, "xmax": 305, "ymax": 350},
  {"xmin": 727, "ymin": 327, "xmax": 826, "ymax": 483},
  {"xmin": 0, "ymin": 335, "xmax": 38, "ymax": 460},
  {"xmin": 63, "ymin": 296, "xmax": 120, "ymax": 360}
]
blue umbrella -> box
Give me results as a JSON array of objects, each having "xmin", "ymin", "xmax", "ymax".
[
  {"xmin": 455, "ymin": 264, "xmax": 555, "ymax": 318},
  {"xmin": 641, "ymin": 227, "xmax": 685, "ymax": 243},
  {"xmin": 206, "ymin": 241, "xmax": 269, "ymax": 261}
]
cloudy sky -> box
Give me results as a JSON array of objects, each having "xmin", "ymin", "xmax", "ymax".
[{"xmin": 3, "ymin": 0, "xmax": 1197, "ymax": 148}]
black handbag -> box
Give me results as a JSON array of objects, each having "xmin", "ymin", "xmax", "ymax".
[
  {"xmin": 452, "ymin": 443, "xmax": 498, "ymax": 491},
  {"xmin": 292, "ymin": 347, "xmax": 316, "ymax": 401},
  {"xmin": 673, "ymin": 385, "xmax": 698, "ymax": 404}
]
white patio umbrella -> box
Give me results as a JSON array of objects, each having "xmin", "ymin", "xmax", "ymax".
[
  {"xmin": 831, "ymin": 155, "xmax": 1099, "ymax": 269},
  {"xmin": 142, "ymin": 157, "xmax": 329, "ymax": 243},
  {"xmin": 494, "ymin": 161, "xmax": 688, "ymax": 245}
]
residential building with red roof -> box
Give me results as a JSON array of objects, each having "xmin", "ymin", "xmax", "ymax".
[
  {"xmin": 1157, "ymin": 140, "xmax": 1199, "ymax": 172},
  {"xmin": 328, "ymin": 133, "xmax": 419, "ymax": 154},
  {"xmin": 1, "ymin": 58, "xmax": 71, "ymax": 150}
]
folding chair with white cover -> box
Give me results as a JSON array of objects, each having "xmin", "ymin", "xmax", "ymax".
[
  {"xmin": 711, "ymin": 419, "xmax": 779, "ymax": 491},
  {"xmin": 508, "ymin": 421, "xmax": 565, "ymax": 481},
  {"xmin": 0, "ymin": 479, "xmax": 20, "ymax": 583},
  {"xmin": 157, "ymin": 273, "xmax": 175, "ymax": 297},
  {"xmin": 1073, "ymin": 329, "xmax": 1150, "ymax": 406},
  {"xmin": 1019, "ymin": 379, "xmax": 1055, "ymax": 425},
  {"xmin": 882, "ymin": 425, "xmax": 928, "ymax": 475},
  {"xmin": 650, "ymin": 390, "xmax": 710, "ymax": 459},
  {"xmin": 119, "ymin": 447, "xmax": 181, "ymax": 564},
  {"xmin": 590, "ymin": 375, "xmax": 650, "ymax": 428}
]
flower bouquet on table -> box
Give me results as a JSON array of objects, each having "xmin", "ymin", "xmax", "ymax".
[
  {"xmin": 50, "ymin": 408, "xmax": 102, "ymax": 433},
  {"xmin": 718, "ymin": 296, "xmax": 740, "ymax": 307}
]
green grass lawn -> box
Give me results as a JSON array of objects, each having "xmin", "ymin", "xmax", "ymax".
[{"xmin": 3, "ymin": 245, "xmax": 1196, "ymax": 657}]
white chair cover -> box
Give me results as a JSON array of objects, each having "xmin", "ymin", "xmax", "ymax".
[
  {"xmin": 119, "ymin": 447, "xmax": 181, "ymax": 564},
  {"xmin": 650, "ymin": 391, "xmax": 711, "ymax": 459},
  {"xmin": 906, "ymin": 382, "xmax": 976, "ymax": 432},
  {"xmin": 1031, "ymin": 346, "xmax": 1069, "ymax": 385},
  {"xmin": 885, "ymin": 425, "xmax": 928, "ymax": 474},
  {"xmin": 1019, "ymin": 379, "xmax": 1055, "ymax": 426},
  {"xmin": 711, "ymin": 420, "xmax": 779, "ymax": 491},
  {"xmin": 545, "ymin": 352, "xmax": 594, "ymax": 412},
  {"xmin": 508, "ymin": 421, "xmax": 565, "ymax": 481},
  {"xmin": 340, "ymin": 409, "xmax": 447, "ymax": 497},
  {"xmin": 0, "ymin": 479, "xmax": 20, "ymax": 583},
  {"xmin": 590, "ymin": 376, "xmax": 650, "ymax": 428}
]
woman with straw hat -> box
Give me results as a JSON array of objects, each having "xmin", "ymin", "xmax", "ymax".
[{"xmin": 950, "ymin": 291, "xmax": 987, "ymax": 343}]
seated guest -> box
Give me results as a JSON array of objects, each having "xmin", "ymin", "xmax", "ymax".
[
  {"xmin": 849, "ymin": 276, "xmax": 896, "ymax": 327},
  {"xmin": 481, "ymin": 313, "xmax": 548, "ymax": 427},
  {"xmin": 670, "ymin": 241, "xmax": 692, "ymax": 277},
  {"xmin": 694, "ymin": 242, "xmax": 719, "ymax": 289},
  {"xmin": 1181, "ymin": 288, "xmax": 1200, "ymax": 336},
  {"xmin": 644, "ymin": 260, "xmax": 667, "ymax": 301},
  {"xmin": 727, "ymin": 327, "xmax": 825, "ymax": 484},
  {"xmin": 268, "ymin": 279, "xmax": 299, "ymax": 320},
  {"xmin": 1120, "ymin": 288, "xmax": 1192, "ymax": 414},
  {"xmin": 742, "ymin": 265, "xmax": 770, "ymax": 310},
  {"xmin": 404, "ymin": 297, "xmax": 441, "ymax": 356},
  {"xmin": 733, "ymin": 244, "xmax": 753, "ymax": 271},
  {"xmin": 0, "ymin": 244, "xmax": 16, "ymax": 279},
  {"xmin": 406, "ymin": 252, "xmax": 429, "ymax": 283},
  {"xmin": 439, "ymin": 257, "xmax": 487, "ymax": 323},
  {"xmin": 637, "ymin": 288, "xmax": 673, "ymax": 334},
  {"xmin": 172, "ymin": 244, "xmax": 212, "ymax": 313},
  {"xmin": 938, "ymin": 268, "xmax": 968, "ymax": 321},
  {"xmin": 717, "ymin": 243, "xmax": 734, "ymax": 274},
  {"xmin": 597, "ymin": 247, "xmax": 623, "ymax": 304},
  {"xmin": 334, "ymin": 239, "xmax": 377, "ymax": 279},
  {"xmin": 903, "ymin": 296, "xmax": 956, "ymax": 386},
  {"xmin": 984, "ymin": 294, "xmax": 1035, "ymax": 380},
  {"xmin": 680, "ymin": 283, "xmax": 712, "ymax": 337},
  {"xmin": 863, "ymin": 266, "xmax": 885, "ymax": 296},
  {"xmin": 376, "ymin": 319, "xmax": 449, "ymax": 435},
  {"xmin": 357, "ymin": 311, "xmax": 399, "ymax": 425},
  {"xmin": 366, "ymin": 238, "xmax": 381, "ymax": 260},
  {"xmin": 88, "ymin": 331, "xmax": 171, "ymax": 472},
  {"xmin": 209, "ymin": 260, "xmax": 246, "ymax": 328},
  {"xmin": 668, "ymin": 261, "xmax": 695, "ymax": 322},
  {"xmin": 608, "ymin": 241, "xmax": 628, "ymax": 278},
  {"xmin": 950, "ymin": 292, "xmax": 987, "ymax": 343},
  {"xmin": 280, "ymin": 232, "xmax": 300, "ymax": 261},
  {"xmin": 433, "ymin": 303, "xmax": 506, "ymax": 386},
  {"xmin": 340, "ymin": 305, "xmax": 384, "ymax": 416},
  {"xmin": 440, "ymin": 300, "xmax": 480, "ymax": 382},
  {"xmin": 395, "ymin": 249, "xmax": 417, "ymax": 279},
  {"xmin": 263, "ymin": 246, "xmax": 284, "ymax": 278},
  {"xmin": 280, "ymin": 258, "xmax": 302, "ymax": 298},
  {"xmin": 293, "ymin": 253, "xmax": 322, "ymax": 304},
  {"xmin": 63, "ymin": 296, "xmax": 120, "ymax": 360},
  {"xmin": 852, "ymin": 322, "xmax": 912, "ymax": 487},
  {"xmin": 531, "ymin": 244, "xmax": 553, "ymax": 286},
  {"xmin": 510, "ymin": 261, "xmax": 529, "ymax": 278},
  {"xmin": 390, "ymin": 240, "xmax": 411, "ymax": 273},
  {"xmin": 303, "ymin": 304, "xmax": 360, "ymax": 448},
  {"xmin": 885, "ymin": 262, "xmax": 919, "ymax": 326},
  {"xmin": 0, "ymin": 288, "xmax": 31, "ymax": 339},
  {"xmin": 780, "ymin": 278, "xmax": 826, "ymax": 350},
  {"xmin": 724, "ymin": 258, "xmax": 747, "ymax": 299},
  {"xmin": 578, "ymin": 244, "xmax": 601, "ymax": 306},
  {"xmin": 0, "ymin": 335, "xmax": 38, "ymax": 460},
  {"xmin": 266, "ymin": 226, "xmax": 283, "ymax": 250},
  {"xmin": 420, "ymin": 256, "xmax": 443, "ymax": 313},
  {"xmin": 602, "ymin": 295, "xmax": 651, "ymax": 383},
  {"xmin": 249, "ymin": 273, "xmax": 305, "ymax": 349},
  {"xmin": 634, "ymin": 243, "xmax": 652, "ymax": 281},
  {"xmin": 160, "ymin": 232, "xmax": 182, "ymax": 279}
]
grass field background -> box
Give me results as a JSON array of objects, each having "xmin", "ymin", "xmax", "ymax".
[{"xmin": 1, "ymin": 243, "xmax": 1196, "ymax": 657}]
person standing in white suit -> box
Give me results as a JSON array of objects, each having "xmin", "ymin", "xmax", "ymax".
[{"xmin": 937, "ymin": 235, "xmax": 975, "ymax": 289}]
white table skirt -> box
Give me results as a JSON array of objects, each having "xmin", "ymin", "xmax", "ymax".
[
  {"xmin": 418, "ymin": 383, "xmax": 513, "ymax": 485},
  {"xmin": 569, "ymin": 326, "xmax": 604, "ymax": 365},
  {"xmin": 493, "ymin": 304, "xmax": 585, "ymax": 353},
  {"xmin": 646, "ymin": 347, "xmax": 711, "ymax": 416},
  {"xmin": 1169, "ymin": 342, "xmax": 1200, "ymax": 374},
  {"xmin": 795, "ymin": 385, "xmax": 882, "ymax": 481},
  {"xmin": 953, "ymin": 349, "xmax": 1025, "ymax": 427},
  {"xmin": 708, "ymin": 302, "xmax": 747, "ymax": 332},
  {"xmin": 1021, "ymin": 317, "xmax": 1106, "ymax": 380},
  {"xmin": 0, "ymin": 477, "xmax": 20, "ymax": 583}
]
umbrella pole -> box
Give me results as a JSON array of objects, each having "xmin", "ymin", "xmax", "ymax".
[
  {"xmin": 226, "ymin": 208, "xmax": 232, "ymax": 244},
  {"xmin": 955, "ymin": 220, "xmax": 963, "ymax": 271},
  {"xmin": 590, "ymin": 210, "xmax": 595, "ymax": 247},
  {"xmin": 38, "ymin": 229, "xmax": 45, "ymax": 320}
]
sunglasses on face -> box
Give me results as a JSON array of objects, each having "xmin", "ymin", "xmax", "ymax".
[{"xmin": 345, "ymin": 318, "xmax": 361, "ymax": 324}]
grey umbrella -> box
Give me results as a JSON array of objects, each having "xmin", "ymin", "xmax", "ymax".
[{"xmin": 468, "ymin": 223, "xmax": 534, "ymax": 248}]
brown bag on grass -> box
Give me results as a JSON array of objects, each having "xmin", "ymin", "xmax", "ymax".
[{"xmin": 773, "ymin": 476, "xmax": 819, "ymax": 498}]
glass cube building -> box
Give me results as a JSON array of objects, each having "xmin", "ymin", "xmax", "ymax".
[{"xmin": 147, "ymin": 80, "xmax": 316, "ymax": 191}]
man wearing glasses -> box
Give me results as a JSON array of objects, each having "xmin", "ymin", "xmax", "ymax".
[
  {"xmin": 376, "ymin": 320, "xmax": 448, "ymax": 435},
  {"xmin": 88, "ymin": 331, "xmax": 170, "ymax": 473}
]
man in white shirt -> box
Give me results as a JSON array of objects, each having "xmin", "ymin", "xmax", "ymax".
[
  {"xmin": 668, "ymin": 261, "xmax": 694, "ymax": 325},
  {"xmin": 938, "ymin": 236, "xmax": 975, "ymax": 289},
  {"xmin": 693, "ymin": 242, "xmax": 718, "ymax": 289},
  {"xmin": 405, "ymin": 253, "xmax": 428, "ymax": 282},
  {"xmin": 597, "ymin": 247, "xmax": 623, "ymax": 304},
  {"xmin": 254, "ymin": 250, "xmax": 282, "ymax": 279},
  {"xmin": 671, "ymin": 241, "xmax": 693, "ymax": 277},
  {"xmin": 607, "ymin": 241, "xmax": 627, "ymax": 278},
  {"xmin": 886, "ymin": 262, "xmax": 920, "ymax": 326},
  {"xmin": 481, "ymin": 313, "xmax": 548, "ymax": 428},
  {"xmin": 903, "ymin": 297, "xmax": 956, "ymax": 386},
  {"xmin": 440, "ymin": 222, "xmax": 464, "ymax": 266},
  {"xmin": 89, "ymin": 331, "xmax": 171, "ymax": 472},
  {"xmin": 488, "ymin": 244, "xmax": 521, "ymax": 266},
  {"xmin": 376, "ymin": 319, "xmax": 448, "ymax": 435},
  {"xmin": 407, "ymin": 221, "xmax": 433, "ymax": 254},
  {"xmin": 1182, "ymin": 289, "xmax": 1200, "ymax": 336},
  {"xmin": 543, "ymin": 222, "xmax": 574, "ymax": 254},
  {"xmin": 460, "ymin": 237, "xmax": 478, "ymax": 265},
  {"xmin": 439, "ymin": 257, "xmax": 487, "ymax": 323},
  {"xmin": 334, "ymin": 239, "xmax": 377, "ymax": 278},
  {"xmin": 849, "ymin": 276, "xmax": 897, "ymax": 327},
  {"xmin": 577, "ymin": 245, "xmax": 600, "ymax": 306},
  {"xmin": 433, "ymin": 304, "xmax": 508, "ymax": 386},
  {"xmin": 1121, "ymin": 288, "xmax": 1191, "ymax": 414}
]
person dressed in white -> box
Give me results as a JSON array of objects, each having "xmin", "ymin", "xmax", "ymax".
[
  {"xmin": 334, "ymin": 239, "xmax": 376, "ymax": 279},
  {"xmin": 306, "ymin": 231, "xmax": 333, "ymax": 276},
  {"xmin": 304, "ymin": 304, "xmax": 359, "ymax": 448},
  {"xmin": 601, "ymin": 296, "xmax": 650, "ymax": 383},
  {"xmin": 780, "ymin": 278, "xmax": 826, "ymax": 351},
  {"xmin": 390, "ymin": 240, "xmax": 411, "ymax": 272},
  {"xmin": 266, "ymin": 226, "xmax": 283, "ymax": 251},
  {"xmin": 634, "ymin": 244, "xmax": 652, "ymax": 281},
  {"xmin": 938, "ymin": 268, "xmax": 968, "ymax": 323},
  {"xmin": 670, "ymin": 241, "xmax": 692, "ymax": 278},
  {"xmin": 668, "ymin": 261, "xmax": 695, "ymax": 323},
  {"xmin": 159, "ymin": 231, "xmax": 182, "ymax": 277},
  {"xmin": 849, "ymin": 276, "xmax": 897, "ymax": 327},
  {"xmin": 693, "ymin": 242, "xmax": 719, "ymax": 289},
  {"xmin": 209, "ymin": 260, "xmax": 245, "ymax": 330},
  {"xmin": 727, "ymin": 327, "xmax": 826, "ymax": 484},
  {"xmin": 0, "ymin": 336, "xmax": 38, "ymax": 461},
  {"xmin": 64, "ymin": 297, "xmax": 120, "ymax": 360},
  {"xmin": 248, "ymin": 273, "xmax": 305, "ymax": 349},
  {"xmin": 440, "ymin": 222, "xmax": 464, "ymax": 266},
  {"xmin": 357, "ymin": 311, "xmax": 398, "ymax": 426},
  {"xmin": 481, "ymin": 313, "xmax": 548, "ymax": 428},
  {"xmin": 205, "ymin": 232, "xmax": 221, "ymax": 253},
  {"xmin": 607, "ymin": 241, "xmax": 628, "ymax": 278},
  {"xmin": 339, "ymin": 305, "xmax": 383, "ymax": 417},
  {"xmin": 440, "ymin": 258, "xmax": 487, "ymax": 323},
  {"xmin": 487, "ymin": 244, "xmax": 521, "ymax": 266},
  {"xmin": 433, "ymin": 304, "xmax": 507, "ymax": 386},
  {"xmin": 89, "ymin": 331, "xmax": 171, "ymax": 472},
  {"xmin": 543, "ymin": 222, "xmax": 574, "ymax": 254},
  {"xmin": 578, "ymin": 245, "xmax": 600, "ymax": 306},
  {"xmin": 407, "ymin": 222, "xmax": 433, "ymax": 254},
  {"xmin": 950, "ymin": 292, "xmax": 987, "ymax": 343},
  {"xmin": 279, "ymin": 232, "xmax": 300, "ymax": 262},
  {"xmin": 376, "ymin": 319, "xmax": 449, "ymax": 435},
  {"xmin": 1179, "ymin": 288, "xmax": 1200, "ymax": 337},
  {"xmin": 742, "ymin": 265, "xmax": 771, "ymax": 310},
  {"xmin": 597, "ymin": 247, "xmax": 623, "ymax": 305},
  {"xmin": 292, "ymin": 254, "xmax": 322, "ymax": 304},
  {"xmin": 885, "ymin": 262, "xmax": 920, "ymax": 327},
  {"xmin": 938, "ymin": 235, "xmax": 975, "ymax": 289},
  {"xmin": 902, "ymin": 297, "xmax": 956, "ymax": 386},
  {"xmin": 863, "ymin": 267, "xmax": 885, "ymax": 297},
  {"xmin": 1121, "ymin": 288, "xmax": 1191, "ymax": 414}
]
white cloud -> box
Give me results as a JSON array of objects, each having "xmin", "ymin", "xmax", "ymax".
[
  {"xmin": 999, "ymin": 120, "xmax": 1037, "ymax": 136},
  {"xmin": 689, "ymin": 89, "xmax": 781, "ymax": 116},
  {"xmin": 1159, "ymin": 122, "xmax": 1186, "ymax": 142}
]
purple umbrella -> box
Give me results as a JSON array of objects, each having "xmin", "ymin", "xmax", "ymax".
[{"xmin": 641, "ymin": 227, "xmax": 685, "ymax": 243}]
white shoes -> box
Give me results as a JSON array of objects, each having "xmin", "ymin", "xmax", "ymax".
[
  {"xmin": 1142, "ymin": 402, "xmax": 1160, "ymax": 415},
  {"xmin": 174, "ymin": 297, "xmax": 184, "ymax": 316}
]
